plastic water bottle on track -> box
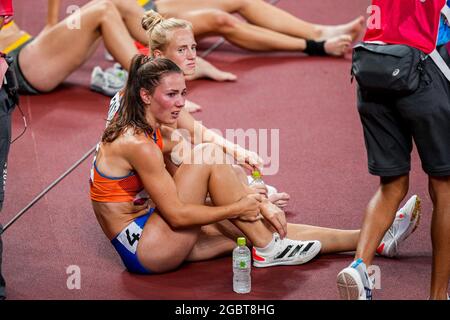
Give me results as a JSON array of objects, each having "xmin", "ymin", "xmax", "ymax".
[
  {"xmin": 250, "ymin": 169, "xmax": 266, "ymax": 187},
  {"xmin": 233, "ymin": 237, "xmax": 251, "ymax": 294}
]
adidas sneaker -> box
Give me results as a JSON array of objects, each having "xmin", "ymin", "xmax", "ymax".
[
  {"xmin": 252, "ymin": 233, "xmax": 321, "ymax": 268},
  {"xmin": 377, "ymin": 195, "xmax": 421, "ymax": 258},
  {"xmin": 337, "ymin": 258, "xmax": 375, "ymax": 300}
]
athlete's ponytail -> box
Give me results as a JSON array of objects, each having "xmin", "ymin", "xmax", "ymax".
[{"xmin": 102, "ymin": 55, "xmax": 183, "ymax": 143}]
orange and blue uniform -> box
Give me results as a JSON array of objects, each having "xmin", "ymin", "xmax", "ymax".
[
  {"xmin": 90, "ymin": 128, "xmax": 163, "ymax": 203},
  {"xmin": 90, "ymin": 128, "xmax": 163, "ymax": 274}
]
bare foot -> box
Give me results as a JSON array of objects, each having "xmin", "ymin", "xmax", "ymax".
[
  {"xmin": 317, "ymin": 16, "xmax": 365, "ymax": 42},
  {"xmin": 268, "ymin": 192, "xmax": 290, "ymax": 209},
  {"xmin": 208, "ymin": 70, "xmax": 237, "ymax": 82},
  {"xmin": 189, "ymin": 57, "xmax": 237, "ymax": 82},
  {"xmin": 189, "ymin": 66, "xmax": 237, "ymax": 82},
  {"xmin": 184, "ymin": 100, "xmax": 202, "ymax": 113},
  {"xmin": 324, "ymin": 35, "xmax": 352, "ymax": 57}
]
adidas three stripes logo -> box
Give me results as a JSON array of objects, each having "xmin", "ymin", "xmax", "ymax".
[{"xmin": 274, "ymin": 242, "xmax": 315, "ymax": 260}]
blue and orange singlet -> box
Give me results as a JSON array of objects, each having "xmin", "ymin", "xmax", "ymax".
[{"xmin": 90, "ymin": 129, "xmax": 163, "ymax": 203}]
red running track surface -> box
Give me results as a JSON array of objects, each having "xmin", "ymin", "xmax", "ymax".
[{"xmin": 1, "ymin": 0, "xmax": 436, "ymax": 299}]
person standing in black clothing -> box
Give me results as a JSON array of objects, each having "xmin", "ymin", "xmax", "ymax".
[{"xmin": 0, "ymin": 0, "xmax": 16, "ymax": 300}]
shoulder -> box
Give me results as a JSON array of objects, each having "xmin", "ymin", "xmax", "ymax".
[{"xmin": 120, "ymin": 130, "xmax": 165, "ymax": 166}]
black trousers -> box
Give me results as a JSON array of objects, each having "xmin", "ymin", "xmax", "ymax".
[{"xmin": 0, "ymin": 87, "xmax": 16, "ymax": 300}]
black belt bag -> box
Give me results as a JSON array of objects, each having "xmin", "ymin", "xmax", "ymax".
[{"xmin": 351, "ymin": 43, "xmax": 425, "ymax": 94}]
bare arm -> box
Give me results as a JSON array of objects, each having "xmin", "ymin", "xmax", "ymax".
[
  {"xmin": 125, "ymin": 137, "xmax": 261, "ymax": 229},
  {"xmin": 176, "ymin": 109, "xmax": 264, "ymax": 169},
  {"xmin": 47, "ymin": 0, "xmax": 60, "ymax": 27}
]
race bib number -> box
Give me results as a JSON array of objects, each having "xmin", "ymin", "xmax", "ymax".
[{"xmin": 116, "ymin": 222, "xmax": 143, "ymax": 254}]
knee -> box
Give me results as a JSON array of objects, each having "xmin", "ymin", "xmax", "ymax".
[
  {"xmin": 232, "ymin": 164, "xmax": 248, "ymax": 182},
  {"xmin": 210, "ymin": 11, "xmax": 240, "ymax": 33},
  {"xmin": 238, "ymin": 0, "xmax": 258, "ymax": 10},
  {"xmin": 192, "ymin": 143, "xmax": 231, "ymax": 165},
  {"xmin": 107, "ymin": 0, "xmax": 134, "ymax": 15},
  {"xmin": 379, "ymin": 175, "xmax": 409, "ymax": 200},
  {"xmin": 429, "ymin": 176, "xmax": 450, "ymax": 201},
  {"xmin": 93, "ymin": 0, "xmax": 120, "ymax": 20}
]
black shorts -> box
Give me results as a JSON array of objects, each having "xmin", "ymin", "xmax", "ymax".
[
  {"xmin": 7, "ymin": 39, "xmax": 41, "ymax": 95},
  {"xmin": 357, "ymin": 45, "xmax": 450, "ymax": 177}
]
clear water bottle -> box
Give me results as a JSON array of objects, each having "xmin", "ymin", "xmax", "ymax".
[
  {"xmin": 250, "ymin": 169, "xmax": 265, "ymax": 187},
  {"xmin": 233, "ymin": 237, "xmax": 251, "ymax": 294}
]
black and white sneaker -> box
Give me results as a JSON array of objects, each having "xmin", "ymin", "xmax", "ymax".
[{"xmin": 252, "ymin": 233, "xmax": 321, "ymax": 268}]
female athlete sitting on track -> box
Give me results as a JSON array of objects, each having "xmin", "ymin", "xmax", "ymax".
[
  {"xmin": 106, "ymin": 11, "xmax": 291, "ymax": 206},
  {"xmin": 92, "ymin": 55, "xmax": 421, "ymax": 274}
]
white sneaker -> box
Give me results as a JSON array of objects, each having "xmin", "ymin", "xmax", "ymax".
[
  {"xmin": 337, "ymin": 259, "xmax": 374, "ymax": 300},
  {"xmin": 377, "ymin": 195, "xmax": 421, "ymax": 258},
  {"xmin": 105, "ymin": 63, "xmax": 128, "ymax": 84},
  {"xmin": 252, "ymin": 233, "xmax": 321, "ymax": 268},
  {"xmin": 90, "ymin": 66, "xmax": 125, "ymax": 97}
]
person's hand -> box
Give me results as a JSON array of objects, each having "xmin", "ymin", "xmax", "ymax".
[
  {"xmin": 234, "ymin": 193, "xmax": 263, "ymax": 222},
  {"xmin": 234, "ymin": 146, "xmax": 264, "ymax": 171},
  {"xmin": 260, "ymin": 200, "xmax": 287, "ymax": 239},
  {"xmin": 132, "ymin": 198, "xmax": 151, "ymax": 213},
  {"xmin": 249, "ymin": 183, "xmax": 268, "ymax": 198}
]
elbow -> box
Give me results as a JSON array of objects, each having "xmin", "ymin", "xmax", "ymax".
[
  {"xmin": 168, "ymin": 217, "xmax": 184, "ymax": 229},
  {"xmin": 165, "ymin": 212, "xmax": 189, "ymax": 230}
]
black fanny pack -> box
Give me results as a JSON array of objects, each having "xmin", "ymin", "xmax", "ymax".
[{"xmin": 351, "ymin": 43, "xmax": 426, "ymax": 94}]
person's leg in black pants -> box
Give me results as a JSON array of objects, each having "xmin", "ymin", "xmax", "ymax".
[{"xmin": 0, "ymin": 88, "xmax": 15, "ymax": 300}]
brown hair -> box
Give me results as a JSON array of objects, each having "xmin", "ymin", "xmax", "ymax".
[
  {"xmin": 142, "ymin": 10, "xmax": 193, "ymax": 54},
  {"xmin": 102, "ymin": 55, "xmax": 183, "ymax": 143}
]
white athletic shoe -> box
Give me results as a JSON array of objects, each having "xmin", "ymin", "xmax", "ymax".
[
  {"xmin": 252, "ymin": 233, "xmax": 321, "ymax": 268},
  {"xmin": 105, "ymin": 63, "xmax": 128, "ymax": 84},
  {"xmin": 90, "ymin": 66, "xmax": 125, "ymax": 97},
  {"xmin": 337, "ymin": 258, "xmax": 375, "ymax": 300},
  {"xmin": 377, "ymin": 195, "xmax": 421, "ymax": 258}
]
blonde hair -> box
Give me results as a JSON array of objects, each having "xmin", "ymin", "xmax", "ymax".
[{"xmin": 142, "ymin": 10, "xmax": 193, "ymax": 54}]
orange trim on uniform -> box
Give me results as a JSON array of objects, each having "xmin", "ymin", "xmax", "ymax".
[
  {"xmin": 90, "ymin": 128, "xmax": 164, "ymax": 203},
  {"xmin": 90, "ymin": 166, "xmax": 144, "ymax": 203}
]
